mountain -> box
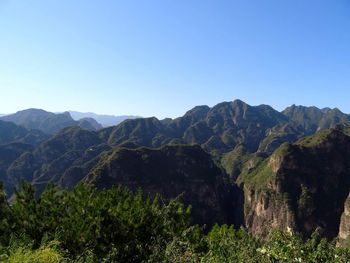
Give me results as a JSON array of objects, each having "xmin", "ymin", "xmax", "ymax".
[
  {"xmin": 101, "ymin": 100, "xmax": 288, "ymax": 155},
  {"xmin": 0, "ymin": 120, "xmax": 48, "ymax": 190},
  {"xmin": 5, "ymin": 125, "xmax": 236, "ymax": 225},
  {"xmin": 77, "ymin": 117, "xmax": 102, "ymax": 130},
  {"xmin": 239, "ymin": 124, "xmax": 350, "ymax": 239},
  {"xmin": 282, "ymin": 105, "xmax": 350, "ymax": 134},
  {"xmin": 68, "ymin": 111, "xmax": 141, "ymax": 127},
  {"xmin": 0, "ymin": 142, "xmax": 35, "ymax": 185},
  {"xmin": 85, "ymin": 145, "xmax": 236, "ymax": 226},
  {"xmin": 1, "ymin": 109, "xmax": 102, "ymax": 134},
  {"xmin": 6, "ymin": 126, "xmax": 104, "ymax": 194},
  {"xmin": 3, "ymin": 100, "xmax": 350, "ymax": 233}
]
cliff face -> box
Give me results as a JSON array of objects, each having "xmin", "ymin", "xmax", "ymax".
[
  {"xmin": 240, "ymin": 126, "xmax": 350, "ymax": 239},
  {"xmin": 244, "ymin": 183, "xmax": 296, "ymax": 236},
  {"xmin": 85, "ymin": 145, "xmax": 238, "ymax": 226},
  {"xmin": 338, "ymin": 193, "xmax": 350, "ymax": 247}
]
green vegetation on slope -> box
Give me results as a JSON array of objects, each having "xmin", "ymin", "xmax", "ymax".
[{"xmin": 0, "ymin": 182, "xmax": 349, "ymax": 262}]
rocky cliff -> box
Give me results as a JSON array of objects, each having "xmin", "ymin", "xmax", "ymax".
[
  {"xmin": 338, "ymin": 193, "xmax": 350, "ymax": 247},
  {"xmin": 240, "ymin": 126, "xmax": 350, "ymax": 239}
]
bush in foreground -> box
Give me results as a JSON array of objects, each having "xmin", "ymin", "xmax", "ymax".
[{"xmin": 0, "ymin": 182, "xmax": 349, "ymax": 262}]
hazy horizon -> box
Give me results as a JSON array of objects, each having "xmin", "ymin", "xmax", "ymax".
[{"xmin": 1, "ymin": 98, "xmax": 350, "ymax": 120}]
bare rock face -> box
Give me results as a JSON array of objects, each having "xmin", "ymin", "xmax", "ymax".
[
  {"xmin": 241, "ymin": 126, "xmax": 350, "ymax": 239},
  {"xmin": 244, "ymin": 186, "xmax": 296, "ymax": 236},
  {"xmin": 338, "ymin": 193, "xmax": 350, "ymax": 247}
]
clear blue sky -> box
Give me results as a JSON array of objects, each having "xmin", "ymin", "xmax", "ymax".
[{"xmin": 1, "ymin": 0, "xmax": 349, "ymax": 118}]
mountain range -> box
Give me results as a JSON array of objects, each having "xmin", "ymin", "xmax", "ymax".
[
  {"xmin": 0, "ymin": 109, "xmax": 102, "ymax": 134},
  {"xmin": 1, "ymin": 99, "xmax": 350, "ymax": 246},
  {"xmin": 68, "ymin": 111, "xmax": 141, "ymax": 127}
]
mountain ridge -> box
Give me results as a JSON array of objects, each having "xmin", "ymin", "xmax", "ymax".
[
  {"xmin": 2, "ymin": 99, "xmax": 350, "ymax": 239},
  {"xmin": 0, "ymin": 109, "xmax": 103, "ymax": 134}
]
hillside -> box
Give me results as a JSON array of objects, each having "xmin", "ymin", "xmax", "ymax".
[
  {"xmin": 3, "ymin": 100, "xmax": 350, "ymax": 234},
  {"xmin": 85, "ymin": 145, "xmax": 237, "ymax": 226},
  {"xmin": 0, "ymin": 120, "xmax": 48, "ymax": 146},
  {"xmin": 101, "ymin": 100, "xmax": 288, "ymax": 154}
]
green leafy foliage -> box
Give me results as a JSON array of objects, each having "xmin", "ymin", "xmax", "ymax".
[
  {"xmin": 0, "ymin": 240, "xmax": 67, "ymax": 263},
  {"xmin": 1, "ymin": 181, "xmax": 194, "ymax": 262},
  {"xmin": 0, "ymin": 182, "xmax": 349, "ymax": 262}
]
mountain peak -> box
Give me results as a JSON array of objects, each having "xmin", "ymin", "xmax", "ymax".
[
  {"xmin": 232, "ymin": 99, "xmax": 248, "ymax": 107},
  {"xmin": 183, "ymin": 105, "xmax": 210, "ymax": 120}
]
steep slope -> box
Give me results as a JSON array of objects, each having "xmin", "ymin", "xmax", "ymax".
[
  {"xmin": 102, "ymin": 117, "xmax": 168, "ymax": 147},
  {"xmin": 85, "ymin": 144, "xmax": 237, "ymax": 226},
  {"xmin": 239, "ymin": 125, "xmax": 350, "ymax": 238},
  {"xmin": 0, "ymin": 142, "xmax": 34, "ymax": 186},
  {"xmin": 0, "ymin": 120, "xmax": 27, "ymax": 144},
  {"xmin": 3, "ymin": 100, "xmax": 350, "ymax": 232},
  {"xmin": 257, "ymin": 123, "xmax": 306, "ymax": 154},
  {"xmin": 0, "ymin": 120, "xmax": 48, "ymax": 146},
  {"xmin": 102, "ymin": 102, "xmax": 350, "ymax": 161},
  {"xmin": 102, "ymin": 100, "xmax": 288, "ymax": 155},
  {"xmin": 282, "ymin": 105, "xmax": 350, "ymax": 134},
  {"xmin": 338, "ymin": 193, "xmax": 350, "ymax": 247},
  {"xmin": 6, "ymin": 127, "xmax": 105, "ymax": 195},
  {"xmin": 77, "ymin": 117, "xmax": 103, "ymax": 131},
  {"xmin": 1, "ymin": 109, "xmax": 102, "ymax": 134}
]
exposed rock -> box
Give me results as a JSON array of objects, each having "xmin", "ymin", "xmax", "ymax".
[
  {"xmin": 338, "ymin": 192, "xmax": 350, "ymax": 247},
  {"xmin": 240, "ymin": 126, "xmax": 350, "ymax": 239},
  {"xmin": 244, "ymin": 187, "xmax": 296, "ymax": 236}
]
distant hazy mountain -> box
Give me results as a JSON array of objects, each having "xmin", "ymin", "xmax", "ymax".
[
  {"xmin": 68, "ymin": 111, "xmax": 141, "ymax": 127},
  {"xmin": 0, "ymin": 109, "xmax": 102, "ymax": 134}
]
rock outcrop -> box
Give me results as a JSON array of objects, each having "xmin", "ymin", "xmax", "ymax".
[
  {"xmin": 338, "ymin": 193, "xmax": 350, "ymax": 247},
  {"xmin": 240, "ymin": 126, "xmax": 350, "ymax": 239}
]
